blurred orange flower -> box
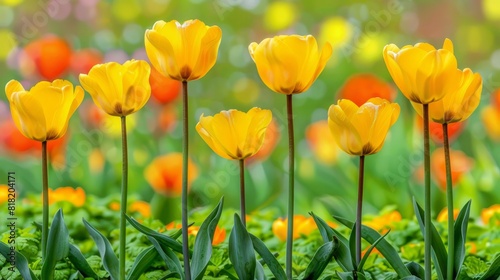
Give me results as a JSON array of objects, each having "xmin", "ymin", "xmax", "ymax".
[
  {"xmin": 150, "ymin": 66, "xmax": 182, "ymax": 104},
  {"xmin": 145, "ymin": 153, "xmax": 198, "ymax": 196},
  {"xmin": 20, "ymin": 35, "xmax": 72, "ymax": 80},
  {"xmin": 415, "ymin": 116, "xmax": 464, "ymax": 144},
  {"xmin": 109, "ymin": 201, "xmax": 120, "ymax": 211},
  {"xmin": 70, "ymin": 48, "xmax": 103, "ymax": 76},
  {"xmin": 431, "ymin": 147, "xmax": 473, "ymax": 191},
  {"xmin": 306, "ymin": 120, "xmax": 339, "ymax": 165},
  {"xmin": 164, "ymin": 222, "xmax": 225, "ymax": 245},
  {"xmin": 481, "ymin": 105, "xmax": 500, "ymax": 141},
  {"xmin": 364, "ymin": 211, "xmax": 401, "ymax": 234},
  {"xmin": 437, "ymin": 207, "xmax": 459, "ymax": 222},
  {"xmin": 481, "ymin": 204, "xmax": 500, "ymax": 226},
  {"xmin": 47, "ymin": 187, "xmax": 86, "ymax": 207},
  {"xmin": 130, "ymin": 201, "xmax": 151, "ymax": 218},
  {"xmin": 248, "ymin": 118, "xmax": 280, "ymax": 162},
  {"xmin": 272, "ymin": 215, "xmax": 316, "ymax": 241},
  {"xmin": 337, "ymin": 74, "xmax": 396, "ymax": 106},
  {"xmin": 0, "ymin": 185, "xmax": 10, "ymax": 204}
]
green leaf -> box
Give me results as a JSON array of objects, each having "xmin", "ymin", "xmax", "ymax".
[
  {"xmin": 147, "ymin": 236, "xmax": 184, "ymax": 279},
  {"xmin": 405, "ymin": 262, "xmax": 425, "ymax": 279},
  {"xmin": 336, "ymin": 271, "xmax": 367, "ymax": 280},
  {"xmin": 478, "ymin": 254, "xmax": 500, "ymax": 280},
  {"xmin": 310, "ymin": 212, "xmax": 354, "ymax": 272},
  {"xmin": 358, "ymin": 230, "xmax": 390, "ymax": 271},
  {"xmin": 333, "ymin": 215, "xmax": 411, "ymax": 278},
  {"xmin": 191, "ymin": 197, "xmax": 224, "ymax": 280},
  {"xmin": 413, "ymin": 199, "xmax": 447, "ymax": 280},
  {"xmin": 126, "ymin": 216, "xmax": 183, "ymax": 253},
  {"xmin": 126, "ymin": 246, "xmax": 159, "ymax": 280},
  {"xmin": 42, "ymin": 209, "xmax": 70, "ymax": 280},
  {"xmin": 0, "ymin": 242, "xmax": 38, "ymax": 280},
  {"xmin": 255, "ymin": 260, "xmax": 266, "ymax": 280},
  {"xmin": 302, "ymin": 237, "xmax": 338, "ymax": 280},
  {"xmin": 453, "ymin": 200, "xmax": 471, "ymax": 279},
  {"xmin": 400, "ymin": 276, "xmax": 422, "ymax": 280},
  {"xmin": 249, "ymin": 233, "xmax": 287, "ymax": 279},
  {"xmin": 348, "ymin": 223, "xmax": 357, "ymax": 270},
  {"xmin": 68, "ymin": 244, "xmax": 100, "ymax": 279},
  {"xmin": 83, "ymin": 218, "xmax": 119, "ymax": 280},
  {"xmin": 229, "ymin": 214, "xmax": 256, "ymax": 280}
]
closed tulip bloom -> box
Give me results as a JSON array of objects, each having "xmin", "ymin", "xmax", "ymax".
[
  {"xmin": 145, "ymin": 19, "xmax": 222, "ymax": 81},
  {"xmin": 249, "ymin": 35, "xmax": 332, "ymax": 94},
  {"xmin": 328, "ymin": 97, "xmax": 400, "ymax": 156},
  {"xmin": 5, "ymin": 79, "xmax": 83, "ymax": 141},
  {"xmin": 383, "ymin": 38, "xmax": 458, "ymax": 104},
  {"xmin": 79, "ymin": 60, "xmax": 151, "ymax": 116},
  {"xmin": 411, "ymin": 68, "xmax": 482, "ymax": 123},
  {"xmin": 196, "ymin": 108, "xmax": 272, "ymax": 160}
]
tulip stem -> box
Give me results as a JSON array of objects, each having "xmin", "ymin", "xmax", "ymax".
[
  {"xmin": 286, "ymin": 94, "xmax": 295, "ymax": 280},
  {"xmin": 41, "ymin": 141, "xmax": 48, "ymax": 261},
  {"xmin": 423, "ymin": 104, "xmax": 432, "ymax": 280},
  {"xmin": 119, "ymin": 116, "xmax": 128, "ymax": 280},
  {"xmin": 356, "ymin": 155, "xmax": 365, "ymax": 268},
  {"xmin": 443, "ymin": 123, "xmax": 454, "ymax": 280},
  {"xmin": 181, "ymin": 81, "xmax": 192, "ymax": 280},
  {"xmin": 239, "ymin": 159, "xmax": 246, "ymax": 227}
]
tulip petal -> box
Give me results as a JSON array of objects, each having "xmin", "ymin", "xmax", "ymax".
[
  {"xmin": 10, "ymin": 92, "xmax": 47, "ymax": 141},
  {"xmin": 5, "ymin": 80, "xmax": 26, "ymax": 101},
  {"xmin": 145, "ymin": 30, "xmax": 181, "ymax": 80},
  {"xmin": 191, "ymin": 25, "xmax": 222, "ymax": 80}
]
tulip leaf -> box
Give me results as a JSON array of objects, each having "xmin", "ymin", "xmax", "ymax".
[
  {"xmin": 42, "ymin": 209, "xmax": 70, "ymax": 280},
  {"xmin": 405, "ymin": 261, "xmax": 425, "ymax": 279},
  {"xmin": 358, "ymin": 230, "xmax": 390, "ymax": 271},
  {"xmin": 229, "ymin": 213, "xmax": 256, "ymax": 280},
  {"xmin": 126, "ymin": 246, "xmax": 159, "ymax": 280},
  {"xmin": 83, "ymin": 218, "xmax": 119, "ymax": 280},
  {"xmin": 0, "ymin": 241, "xmax": 38, "ymax": 280},
  {"xmin": 68, "ymin": 243, "xmax": 100, "ymax": 279},
  {"xmin": 302, "ymin": 237, "xmax": 338, "ymax": 279},
  {"xmin": 400, "ymin": 276, "xmax": 423, "ymax": 280},
  {"xmin": 413, "ymin": 199, "xmax": 447, "ymax": 280},
  {"xmin": 336, "ymin": 271, "xmax": 368, "ymax": 280},
  {"xmin": 255, "ymin": 260, "xmax": 266, "ymax": 280},
  {"xmin": 478, "ymin": 254, "xmax": 500, "ymax": 280},
  {"xmin": 191, "ymin": 197, "xmax": 224, "ymax": 280},
  {"xmin": 348, "ymin": 223, "xmax": 357, "ymax": 270},
  {"xmin": 147, "ymin": 236, "xmax": 184, "ymax": 279},
  {"xmin": 453, "ymin": 200, "xmax": 471, "ymax": 279},
  {"xmin": 310, "ymin": 212, "xmax": 354, "ymax": 272},
  {"xmin": 249, "ymin": 233, "xmax": 287, "ymax": 279},
  {"xmin": 332, "ymin": 214, "xmax": 412, "ymax": 278},
  {"xmin": 126, "ymin": 215, "xmax": 183, "ymax": 253}
]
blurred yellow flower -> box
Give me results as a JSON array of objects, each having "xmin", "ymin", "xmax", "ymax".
[
  {"xmin": 145, "ymin": 19, "xmax": 222, "ymax": 81},
  {"xmin": 412, "ymin": 68, "xmax": 482, "ymax": 123},
  {"xmin": 5, "ymin": 79, "xmax": 83, "ymax": 142},
  {"xmin": 130, "ymin": 201, "xmax": 151, "ymax": 218},
  {"xmin": 437, "ymin": 207, "xmax": 459, "ymax": 222},
  {"xmin": 263, "ymin": 1, "xmax": 297, "ymax": 31},
  {"xmin": 481, "ymin": 204, "xmax": 500, "ymax": 226},
  {"xmin": 364, "ymin": 210, "xmax": 402, "ymax": 234},
  {"xmin": 319, "ymin": 17, "xmax": 353, "ymax": 51},
  {"xmin": 196, "ymin": 108, "xmax": 272, "ymax": 160},
  {"xmin": 145, "ymin": 153, "xmax": 198, "ymax": 197},
  {"xmin": 79, "ymin": 60, "xmax": 151, "ymax": 117},
  {"xmin": 481, "ymin": 105, "xmax": 500, "ymax": 141},
  {"xmin": 0, "ymin": 29, "xmax": 17, "ymax": 60},
  {"xmin": 249, "ymin": 35, "xmax": 332, "ymax": 94},
  {"xmin": 306, "ymin": 120, "xmax": 340, "ymax": 165},
  {"xmin": 483, "ymin": 0, "xmax": 500, "ymax": 21},
  {"xmin": 0, "ymin": 185, "xmax": 10, "ymax": 204},
  {"xmin": 383, "ymin": 38, "xmax": 458, "ymax": 104},
  {"xmin": 328, "ymin": 98, "xmax": 400, "ymax": 156},
  {"xmin": 272, "ymin": 215, "xmax": 316, "ymax": 241},
  {"xmin": 47, "ymin": 187, "xmax": 86, "ymax": 207}
]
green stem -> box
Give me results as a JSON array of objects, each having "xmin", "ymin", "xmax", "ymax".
[
  {"xmin": 356, "ymin": 155, "xmax": 365, "ymax": 268},
  {"xmin": 41, "ymin": 141, "xmax": 48, "ymax": 261},
  {"xmin": 239, "ymin": 159, "xmax": 246, "ymax": 227},
  {"xmin": 181, "ymin": 81, "xmax": 192, "ymax": 280},
  {"xmin": 443, "ymin": 123, "xmax": 454, "ymax": 280},
  {"xmin": 119, "ymin": 116, "xmax": 128, "ymax": 280},
  {"xmin": 285, "ymin": 94, "xmax": 295, "ymax": 280},
  {"xmin": 423, "ymin": 104, "xmax": 432, "ymax": 280}
]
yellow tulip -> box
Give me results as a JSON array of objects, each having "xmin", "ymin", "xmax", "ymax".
[
  {"xmin": 196, "ymin": 108, "xmax": 272, "ymax": 160},
  {"xmin": 249, "ymin": 35, "xmax": 332, "ymax": 94},
  {"xmin": 328, "ymin": 97, "xmax": 400, "ymax": 156},
  {"xmin": 5, "ymin": 79, "xmax": 83, "ymax": 142},
  {"xmin": 411, "ymin": 68, "xmax": 482, "ymax": 123},
  {"xmin": 79, "ymin": 60, "xmax": 151, "ymax": 116},
  {"xmin": 383, "ymin": 38, "xmax": 458, "ymax": 104},
  {"xmin": 145, "ymin": 19, "xmax": 222, "ymax": 81}
]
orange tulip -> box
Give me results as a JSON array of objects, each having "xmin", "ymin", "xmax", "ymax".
[
  {"xmin": 415, "ymin": 116, "xmax": 464, "ymax": 144},
  {"xmin": 70, "ymin": 48, "xmax": 103, "ymax": 76},
  {"xmin": 364, "ymin": 211, "xmax": 402, "ymax": 234},
  {"xmin": 21, "ymin": 36, "xmax": 72, "ymax": 80},
  {"xmin": 337, "ymin": 74, "xmax": 396, "ymax": 106},
  {"xmin": 481, "ymin": 105, "xmax": 500, "ymax": 141},
  {"xmin": 0, "ymin": 185, "xmax": 10, "ymax": 204},
  {"xmin": 145, "ymin": 153, "xmax": 198, "ymax": 196},
  {"xmin": 150, "ymin": 66, "xmax": 182, "ymax": 104},
  {"xmin": 129, "ymin": 201, "xmax": 152, "ymax": 218},
  {"xmin": 437, "ymin": 207, "xmax": 459, "ymax": 222},
  {"xmin": 272, "ymin": 215, "xmax": 316, "ymax": 241},
  {"xmin": 430, "ymin": 147, "xmax": 473, "ymax": 191},
  {"xmin": 481, "ymin": 204, "xmax": 500, "ymax": 226},
  {"xmin": 47, "ymin": 187, "xmax": 86, "ymax": 207},
  {"xmin": 306, "ymin": 120, "xmax": 340, "ymax": 164}
]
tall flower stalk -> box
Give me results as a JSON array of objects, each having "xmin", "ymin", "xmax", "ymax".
[
  {"xmin": 249, "ymin": 35, "xmax": 331, "ymax": 278},
  {"xmin": 328, "ymin": 98, "xmax": 400, "ymax": 268},
  {"xmin": 5, "ymin": 79, "xmax": 83, "ymax": 261},
  {"xmin": 80, "ymin": 60, "xmax": 151, "ymax": 280},
  {"xmin": 145, "ymin": 20, "xmax": 222, "ymax": 279}
]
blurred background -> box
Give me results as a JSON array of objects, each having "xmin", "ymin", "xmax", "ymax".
[{"xmin": 1, "ymin": 0, "xmax": 500, "ymax": 222}]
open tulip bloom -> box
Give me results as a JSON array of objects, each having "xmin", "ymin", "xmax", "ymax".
[
  {"xmin": 249, "ymin": 34, "xmax": 331, "ymax": 278},
  {"xmin": 196, "ymin": 108, "xmax": 272, "ymax": 226},
  {"xmin": 5, "ymin": 79, "xmax": 83, "ymax": 260},
  {"xmin": 328, "ymin": 97, "xmax": 400, "ymax": 266}
]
